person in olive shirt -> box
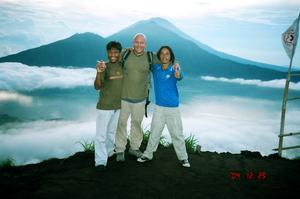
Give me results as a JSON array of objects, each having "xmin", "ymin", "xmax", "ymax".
[
  {"xmin": 114, "ymin": 33, "xmax": 159, "ymax": 162},
  {"xmin": 94, "ymin": 41, "xmax": 123, "ymax": 170}
]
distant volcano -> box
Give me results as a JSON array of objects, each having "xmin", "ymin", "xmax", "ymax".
[{"xmin": 0, "ymin": 18, "xmax": 297, "ymax": 81}]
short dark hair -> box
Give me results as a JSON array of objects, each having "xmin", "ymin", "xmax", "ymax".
[
  {"xmin": 106, "ymin": 41, "xmax": 122, "ymax": 52},
  {"xmin": 157, "ymin": 46, "xmax": 175, "ymax": 64}
]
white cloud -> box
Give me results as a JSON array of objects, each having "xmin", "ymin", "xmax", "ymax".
[
  {"xmin": 179, "ymin": 96, "xmax": 300, "ymax": 158},
  {"xmin": 0, "ymin": 91, "xmax": 32, "ymax": 106},
  {"xmin": 0, "ymin": 62, "xmax": 95, "ymax": 91},
  {"xmin": 1, "ymin": 0, "xmax": 298, "ymax": 33},
  {"xmin": 201, "ymin": 76, "xmax": 300, "ymax": 90},
  {"xmin": 0, "ymin": 120, "xmax": 94, "ymax": 165}
]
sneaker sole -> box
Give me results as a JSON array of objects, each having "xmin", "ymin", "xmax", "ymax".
[
  {"xmin": 137, "ymin": 157, "xmax": 151, "ymax": 163},
  {"xmin": 137, "ymin": 159, "xmax": 148, "ymax": 163}
]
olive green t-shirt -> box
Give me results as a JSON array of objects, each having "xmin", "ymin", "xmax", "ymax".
[
  {"xmin": 96, "ymin": 62, "xmax": 123, "ymax": 110},
  {"xmin": 122, "ymin": 51, "xmax": 159, "ymax": 102}
]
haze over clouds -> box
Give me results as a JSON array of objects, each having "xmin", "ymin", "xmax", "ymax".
[{"xmin": 0, "ymin": 62, "xmax": 95, "ymax": 90}]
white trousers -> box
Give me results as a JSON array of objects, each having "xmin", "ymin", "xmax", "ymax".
[
  {"xmin": 143, "ymin": 105, "xmax": 188, "ymax": 161},
  {"xmin": 95, "ymin": 109, "xmax": 120, "ymax": 166}
]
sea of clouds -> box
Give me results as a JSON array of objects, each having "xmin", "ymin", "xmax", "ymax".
[
  {"xmin": 1, "ymin": 96, "xmax": 299, "ymax": 165},
  {"xmin": 1, "ymin": 62, "xmax": 299, "ymax": 165}
]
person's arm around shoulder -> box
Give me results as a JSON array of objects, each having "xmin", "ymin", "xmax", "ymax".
[
  {"xmin": 150, "ymin": 63, "xmax": 157, "ymax": 73},
  {"xmin": 94, "ymin": 60, "xmax": 106, "ymax": 90},
  {"xmin": 152, "ymin": 53, "xmax": 160, "ymax": 65}
]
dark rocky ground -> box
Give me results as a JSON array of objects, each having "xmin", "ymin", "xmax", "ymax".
[{"xmin": 1, "ymin": 145, "xmax": 299, "ymax": 199}]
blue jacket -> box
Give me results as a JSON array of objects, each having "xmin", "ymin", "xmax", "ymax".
[{"xmin": 151, "ymin": 63, "xmax": 183, "ymax": 107}]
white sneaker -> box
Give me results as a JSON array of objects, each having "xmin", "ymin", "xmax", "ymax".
[
  {"xmin": 137, "ymin": 156, "xmax": 151, "ymax": 163},
  {"xmin": 116, "ymin": 152, "xmax": 125, "ymax": 162},
  {"xmin": 180, "ymin": 159, "xmax": 191, "ymax": 168}
]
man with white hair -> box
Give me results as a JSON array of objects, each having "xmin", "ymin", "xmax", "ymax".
[{"xmin": 115, "ymin": 33, "xmax": 159, "ymax": 162}]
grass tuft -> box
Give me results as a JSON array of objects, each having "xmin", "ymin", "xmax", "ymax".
[
  {"xmin": 77, "ymin": 130, "xmax": 198, "ymax": 154},
  {"xmin": 185, "ymin": 134, "xmax": 198, "ymax": 154},
  {"xmin": 77, "ymin": 140, "xmax": 95, "ymax": 152},
  {"xmin": 0, "ymin": 158, "xmax": 15, "ymax": 169},
  {"xmin": 142, "ymin": 129, "xmax": 169, "ymax": 147}
]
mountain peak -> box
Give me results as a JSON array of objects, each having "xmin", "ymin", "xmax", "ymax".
[
  {"xmin": 139, "ymin": 17, "xmax": 172, "ymax": 25},
  {"xmin": 69, "ymin": 32, "xmax": 103, "ymax": 40},
  {"xmin": 0, "ymin": 32, "xmax": 107, "ymax": 67},
  {"xmin": 130, "ymin": 17, "xmax": 175, "ymax": 30},
  {"xmin": 149, "ymin": 17, "xmax": 176, "ymax": 26}
]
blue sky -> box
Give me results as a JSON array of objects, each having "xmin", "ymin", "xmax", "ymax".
[{"xmin": 0, "ymin": 0, "xmax": 299, "ymax": 67}]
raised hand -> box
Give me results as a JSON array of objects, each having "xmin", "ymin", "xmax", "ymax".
[
  {"xmin": 173, "ymin": 63, "xmax": 181, "ymax": 79},
  {"xmin": 96, "ymin": 60, "xmax": 107, "ymax": 73}
]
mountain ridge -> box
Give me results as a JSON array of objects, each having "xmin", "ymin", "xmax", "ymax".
[{"xmin": 0, "ymin": 18, "xmax": 298, "ymax": 81}]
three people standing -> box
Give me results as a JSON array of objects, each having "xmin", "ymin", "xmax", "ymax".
[{"xmin": 94, "ymin": 34, "xmax": 190, "ymax": 170}]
